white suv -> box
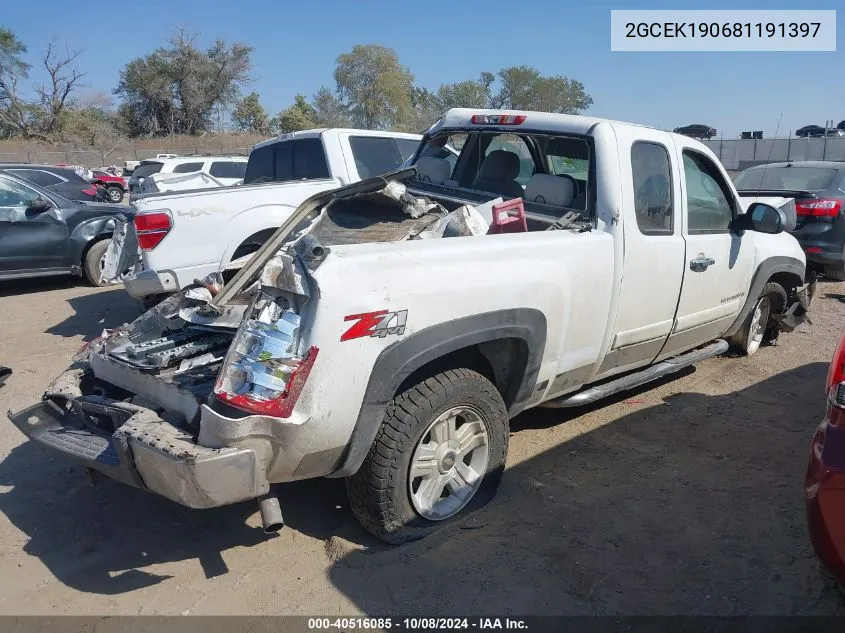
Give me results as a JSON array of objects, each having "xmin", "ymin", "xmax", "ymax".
[{"xmin": 128, "ymin": 155, "xmax": 248, "ymax": 194}]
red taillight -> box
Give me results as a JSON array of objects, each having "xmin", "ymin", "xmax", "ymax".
[
  {"xmin": 806, "ymin": 247, "xmax": 824, "ymax": 254},
  {"xmin": 470, "ymin": 114, "xmax": 526, "ymax": 125},
  {"xmin": 796, "ymin": 199, "xmax": 843, "ymax": 217},
  {"xmin": 826, "ymin": 328, "xmax": 845, "ymax": 409},
  {"xmin": 134, "ymin": 211, "xmax": 172, "ymax": 250},
  {"xmin": 83, "ymin": 186, "xmax": 97, "ymax": 196},
  {"xmin": 214, "ymin": 345, "xmax": 318, "ymax": 418}
]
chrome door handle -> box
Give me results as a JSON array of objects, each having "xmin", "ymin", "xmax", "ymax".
[{"xmin": 689, "ymin": 254, "xmax": 716, "ymax": 272}]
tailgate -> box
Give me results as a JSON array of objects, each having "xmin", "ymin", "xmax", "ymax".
[{"xmin": 101, "ymin": 210, "xmax": 141, "ymax": 284}]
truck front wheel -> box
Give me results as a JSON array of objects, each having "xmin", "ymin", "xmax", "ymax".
[
  {"xmin": 346, "ymin": 368, "xmax": 509, "ymax": 544},
  {"xmin": 728, "ymin": 282, "xmax": 787, "ymax": 356}
]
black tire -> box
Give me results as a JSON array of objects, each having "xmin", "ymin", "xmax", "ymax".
[
  {"xmin": 346, "ymin": 368, "xmax": 509, "ymax": 544},
  {"xmin": 825, "ymin": 262, "xmax": 845, "ymax": 282},
  {"xmin": 106, "ymin": 186, "xmax": 124, "ymax": 203},
  {"xmin": 83, "ymin": 239, "xmax": 111, "ymax": 286},
  {"xmin": 728, "ymin": 282, "xmax": 787, "ymax": 356}
]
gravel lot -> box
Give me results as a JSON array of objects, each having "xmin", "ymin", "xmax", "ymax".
[{"xmin": 1, "ymin": 276, "xmax": 845, "ymax": 615}]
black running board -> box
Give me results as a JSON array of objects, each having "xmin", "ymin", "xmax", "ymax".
[{"xmin": 540, "ymin": 339, "xmax": 729, "ymax": 408}]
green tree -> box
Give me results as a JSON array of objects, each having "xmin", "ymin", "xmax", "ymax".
[
  {"xmin": 276, "ymin": 94, "xmax": 316, "ymax": 133},
  {"xmin": 334, "ymin": 44, "xmax": 413, "ymax": 129},
  {"xmin": 436, "ymin": 75, "xmax": 493, "ymax": 110},
  {"xmin": 491, "ymin": 66, "xmax": 592, "ymax": 114},
  {"xmin": 0, "ymin": 27, "xmax": 30, "ymax": 137},
  {"xmin": 395, "ymin": 85, "xmax": 440, "ymax": 133},
  {"xmin": 116, "ymin": 30, "xmax": 253, "ymax": 136},
  {"xmin": 232, "ymin": 91, "xmax": 270, "ymax": 134},
  {"xmin": 311, "ymin": 86, "xmax": 350, "ymax": 128}
]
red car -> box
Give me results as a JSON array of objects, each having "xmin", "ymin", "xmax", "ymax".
[
  {"xmin": 806, "ymin": 327, "xmax": 845, "ymax": 585},
  {"xmin": 90, "ymin": 170, "xmax": 128, "ymax": 203}
]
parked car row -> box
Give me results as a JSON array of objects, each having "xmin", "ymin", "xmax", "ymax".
[
  {"xmin": 674, "ymin": 121, "xmax": 845, "ymax": 140},
  {"xmin": 127, "ymin": 155, "xmax": 248, "ymax": 194}
]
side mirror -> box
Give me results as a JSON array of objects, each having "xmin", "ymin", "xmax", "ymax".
[
  {"xmin": 28, "ymin": 196, "xmax": 53, "ymax": 213},
  {"xmin": 732, "ymin": 202, "xmax": 785, "ymax": 235}
]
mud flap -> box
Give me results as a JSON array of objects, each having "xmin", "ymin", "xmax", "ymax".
[
  {"xmin": 100, "ymin": 217, "xmax": 140, "ymax": 284},
  {"xmin": 771, "ymin": 275, "xmax": 814, "ymax": 334}
]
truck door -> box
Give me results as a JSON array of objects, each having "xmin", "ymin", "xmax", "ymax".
[
  {"xmin": 660, "ymin": 143, "xmax": 754, "ymax": 358},
  {"xmin": 599, "ymin": 128, "xmax": 686, "ymax": 376}
]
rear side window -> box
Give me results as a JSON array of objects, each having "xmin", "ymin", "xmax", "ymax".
[
  {"xmin": 273, "ymin": 142, "xmax": 294, "ymax": 182},
  {"xmin": 210, "ymin": 161, "xmax": 247, "ymax": 179},
  {"xmin": 244, "ymin": 145, "xmax": 274, "ymax": 183},
  {"xmin": 631, "ymin": 142, "xmax": 673, "ymax": 235},
  {"xmin": 172, "ymin": 162, "xmax": 204, "ymax": 174},
  {"xmin": 292, "ymin": 138, "xmax": 330, "ymax": 180},
  {"xmin": 349, "ymin": 136, "xmax": 404, "ymax": 179},
  {"xmin": 243, "ymin": 139, "xmax": 329, "ymax": 184},
  {"xmin": 7, "ymin": 169, "xmax": 63, "ymax": 187}
]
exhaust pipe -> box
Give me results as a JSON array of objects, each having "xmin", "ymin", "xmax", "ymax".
[{"xmin": 258, "ymin": 493, "xmax": 284, "ymax": 533}]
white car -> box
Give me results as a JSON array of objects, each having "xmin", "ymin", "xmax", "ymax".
[
  {"xmin": 105, "ymin": 129, "xmax": 422, "ymax": 305},
  {"xmin": 12, "ymin": 109, "xmax": 813, "ymax": 545},
  {"xmin": 127, "ymin": 155, "xmax": 248, "ymax": 194}
]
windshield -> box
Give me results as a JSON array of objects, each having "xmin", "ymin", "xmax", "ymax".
[
  {"xmin": 734, "ymin": 166, "xmax": 839, "ymax": 191},
  {"xmin": 412, "ymin": 130, "xmax": 590, "ymax": 211}
]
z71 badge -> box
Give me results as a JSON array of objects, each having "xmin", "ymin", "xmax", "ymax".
[{"xmin": 341, "ymin": 310, "xmax": 408, "ymax": 342}]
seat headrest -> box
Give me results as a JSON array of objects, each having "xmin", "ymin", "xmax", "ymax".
[
  {"xmin": 524, "ymin": 173, "xmax": 576, "ymax": 208},
  {"xmin": 415, "ymin": 156, "xmax": 451, "ymax": 185},
  {"xmin": 479, "ymin": 150, "xmax": 520, "ymax": 181}
]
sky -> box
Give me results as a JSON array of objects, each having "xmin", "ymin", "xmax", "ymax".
[{"xmin": 3, "ymin": 0, "xmax": 843, "ymax": 138}]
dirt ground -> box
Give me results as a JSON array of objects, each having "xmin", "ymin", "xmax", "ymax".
[{"xmin": 1, "ymin": 275, "xmax": 845, "ymax": 616}]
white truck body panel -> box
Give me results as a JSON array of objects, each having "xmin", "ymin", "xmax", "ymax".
[{"xmin": 108, "ymin": 129, "xmax": 422, "ymax": 298}]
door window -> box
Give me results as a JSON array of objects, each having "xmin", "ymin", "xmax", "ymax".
[
  {"xmin": 395, "ymin": 138, "xmax": 420, "ymax": 161},
  {"xmin": 292, "ymin": 138, "xmax": 330, "ymax": 180},
  {"xmin": 631, "ymin": 142, "xmax": 673, "ymax": 235},
  {"xmin": 0, "ymin": 177, "xmax": 39, "ymax": 207},
  {"xmin": 209, "ymin": 161, "xmax": 248, "ymax": 179},
  {"xmin": 682, "ymin": 151, "xmax": 735, "ymax": 233},
  {"xmin": 7, "ymin": 169, "xmax": 64, "ymax": 187},
  {"xmin": 172, "ymin": 162, "xmax": 204, "ymax": 174}
]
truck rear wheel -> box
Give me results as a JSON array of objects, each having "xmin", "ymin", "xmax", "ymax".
[
  {"xmin": 346, "ymin": 368, "xmax": 509, "ymax": 544},
  {"xmin": 728, "ymin": 282, "xmax": 787, "ymax": 356}
]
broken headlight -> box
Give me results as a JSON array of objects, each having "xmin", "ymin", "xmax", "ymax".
[{"xmin": 214, "ymin": 302, "xmax": 318, "ymax": 418}]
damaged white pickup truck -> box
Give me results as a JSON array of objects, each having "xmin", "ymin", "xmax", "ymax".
[{"xmin": 8, "ymin": 109, "xmax": 813, "ymax": 544}]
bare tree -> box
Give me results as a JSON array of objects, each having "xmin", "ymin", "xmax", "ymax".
[{"xmin": 34, "ymin": 41, "xmax": 85, "ymax": 135}]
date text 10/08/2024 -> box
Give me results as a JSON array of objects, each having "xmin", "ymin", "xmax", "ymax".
[{"xmin": 307, "ymin": 618, "xmax": 528, "ymax": 630}]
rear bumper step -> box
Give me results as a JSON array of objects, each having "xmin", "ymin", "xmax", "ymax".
[
  {"xmin": 8, "ymin": 370, "xmax": 268, "ymax": 508},
  {"xmin": 541, "ymin": 339, "xmax": 729, "ymax": 408}
]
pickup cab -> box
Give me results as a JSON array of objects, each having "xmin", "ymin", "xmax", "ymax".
[
  {"xmin": 103, "ymin": 129, "xmax": 422, "ymax": 306},
  {"xmin": 9, "ymin": 109, "xmax": 812, "ymax": 545}
]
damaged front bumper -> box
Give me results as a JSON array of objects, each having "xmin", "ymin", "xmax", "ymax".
[
  {"xmin": 773, "ymin": 270, "xmax": 816, "ymax": 333},
  {"xmin": 7, "ymin": 364, "xmax": 269, "ymax": 509}
]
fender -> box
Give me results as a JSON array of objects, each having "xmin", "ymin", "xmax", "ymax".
[
  {"xmin": 219, "ymin": 205, "xmax": 297, "ymax": 267},
  {"xmin": 69, "ymin": 216, "xmax": 117, "ymax": 264},
  {"xmin": 330, "ymin": 308, "xmax": 547, "ymax": 477},
  {"xmin": 723, "ymin": 256, "xmax": 805, "ymax": 338}
]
